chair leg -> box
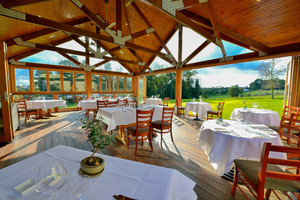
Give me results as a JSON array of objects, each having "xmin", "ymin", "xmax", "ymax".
[
  {"xmin": 35, "ymin": 111, "xmax": 38, "ymax": 120},
  {"xmin": 126, "ymin": 134, "xmax": 129, "ymax": 148},
  {"xmin": 170, "ymin": 127, "xmax": 174, "ymax": 143},
  {"xmin": 24, "ymin": 113, "xmax": 27, "ymax": 124},
  {"xmin": 135, "ymin": 139, "xmax": 138, "ymax": 156},
  {"xmin": 148, "ymin": 132, "xmax": 153, "ymax": 151},
  {"xmin": 231, "ymin": 165, "xmax": 238, "ymax": 195},
  {"xmin": 161, "ymin": 130, "xmax": 163, "ymax": 147},
  {"xmin": 265, "ymin": 189, "xmax": 272, "ymax": 199}
]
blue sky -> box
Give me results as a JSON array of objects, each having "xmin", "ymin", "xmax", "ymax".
[{"xmin": 21, "ymin": 27, "xmax": 290, "ymax": 88}]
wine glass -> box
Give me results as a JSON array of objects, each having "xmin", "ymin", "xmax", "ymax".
[
  {"xmin": 35, "ymin": 159, "xmax": 68, "ymax": 199},
  {"xmin": 67, "ymin": 176, "xmax": 94, "ymax": 200}
]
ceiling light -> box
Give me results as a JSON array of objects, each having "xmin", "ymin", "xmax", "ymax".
[
  {"xmin": 120, "ymin": 50, "xmax": 124, "ymax": 54},
  {"xmin": 49, "ymin": 35, "xmax": 55, "ymax": 38},
  {"xmin": 125, "ymin": 23, "xmax": 128, "ymax": 26}
]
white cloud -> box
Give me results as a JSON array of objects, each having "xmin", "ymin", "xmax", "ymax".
[{"xmin": 193, "ymin": 67, "xmax": 259, "ymax": 88}]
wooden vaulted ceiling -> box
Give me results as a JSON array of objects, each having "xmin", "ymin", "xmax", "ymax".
[{"xmin": 0, "ymin": 0, "xmax": 300, "ymax": 75}]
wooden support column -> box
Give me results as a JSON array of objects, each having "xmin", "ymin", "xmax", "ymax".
[
  {"xmin": 132, "ymin": 76, "xmax": 139, "ymax": 101},
  {"xmin": 86, "ymin": 71, "xmax": 92, "ymax": 98},
  {"xmin": 85, "ymin": 37, "xmax": 90, "ymax": 67},
  {"xmin": 288, "ymin": 56, "xmax": 300, "ymax": 107},
  {"xmin": 175, "ymin": 70, "xmax": 182, "ymax": 101},
  {"xmin": 0, "ymin": 42, "xmax": 13, "ymax": 142}
]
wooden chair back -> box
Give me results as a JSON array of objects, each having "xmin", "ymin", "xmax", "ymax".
[
  {"xmin": 136, "ymin": 108, "xmax": 154, "ymax": 136},
  {"xmin": 97, "ymin": 100, "xmax": 107, "ymax": 110},
  {"xmin": 257, "ymin": 143, "xmax": 300, "ymax": 199},
  {"xmin": 278, "ymin": 114, "xmax": 300, "ymax": 146},
  {"xmin": 119, "ymin": 99, "xmax": 128, "ymax": 106},
  {"xmin": 15, "ymin": 100, "xmax": 27, "ymax": 111},
  {"xmin": 161, "ymin": 106, "xmax": 174, "ymax": 129},
  {"xmin": 143, "ymin": 96, "xmax": 148, "ymax": 102},
  {"xmin": 106, "ymin": 101, "xmax": 118, "ymax": 107},
  {"xmin": 163, "ymin": 97, "xmax": 169, "ymax": 106},
  {"xmin": 282, "ymin": 105, "xmax": 300, "ymax": 118}
]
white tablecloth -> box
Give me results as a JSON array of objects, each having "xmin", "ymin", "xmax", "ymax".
[
  {"xmin": 197, "ymin": 120, "xmax": 285, "ymax": 176},
  {"xmin": 145, "ymin": 98, "xmax": 162, "ymax": 105},
  {"xmin": 0, "ymin": 145, "xmax": 196, "ymax": 200},
  {"xmin": 77, "ymin": 99, "xmax": 118, "ymax": 110},
  {"xmin": 185, "ymin": 102, "xmax": 212, "ymax": 120},
  {"xmin": 230, "ymin": 108, "xmax": 280, "ymax": 127},
  {"xmin": 26, "ymin": 100, "xmax": 67, "ymax": 111},
  {"xmin": 96, "ymin": 105, "xmax": 164, "ymax": 132}
]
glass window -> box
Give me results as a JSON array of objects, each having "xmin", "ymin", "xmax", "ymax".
[
  {"xmin": 92, "ymin": 74, "xmax": 100, "ymax": 92},
  {"xmin": 49, "ymin": 71, "xmax": 61, "ymax": 91},
  {"xmin": 15, "ymin": 68, "xmax": 30, "ymax": 92},
  {"xmin": 111, "ymin": 76, "xmax": 117, "ymax": 91},
  {"xmin": 76, "ymin": 73, "xmax": 85, "ymax": 91},
  {"xmin": 126, "ymin": 77, "xmax": 132, "ymax": 91},
  {"xmin": 118, "ymin": 77, "xmax": 125, "ymax": 91},
  {"xmin": 139, "ymin": 79, "xmax": 144, "ymax": 103},
  {"xmin": 34, "ymin": 70, "xmax": 47, "ymax": 91},
  {"xmin": 58, "ymin": 94, "xmax": 86, "ymax": 108},
  {"xmin": 63, "ymin": 72, "xmax": 73, "ymax": 92},
  {"xmin": 102, "ymin": 75, "xmax": 109, "ymax": 92}
]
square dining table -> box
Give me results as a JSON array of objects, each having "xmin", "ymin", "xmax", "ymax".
[
  {"xmin": 0, "ymin": 145, "xmax": 196, "ymax": 200},
  {"xmin": 96, "ymin": 105, "xmax": 163, "ymax": 144}
]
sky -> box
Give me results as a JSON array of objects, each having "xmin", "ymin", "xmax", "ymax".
[{"xmin": 21, "ymin": 27, "xmax": 291, "ymax": 88}]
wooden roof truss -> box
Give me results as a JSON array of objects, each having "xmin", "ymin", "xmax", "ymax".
[{"xmin": 0, "ymin": 0, "xmax": 300, "ymax": 76}]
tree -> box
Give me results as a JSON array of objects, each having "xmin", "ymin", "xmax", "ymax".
[
  {"xmin": 257, "ymin": 59, "xmax": 284, "ymax": 99},
  {"xmin": 194, "ymin": 79, "xmax": 201, "ymax": 98},
  {"xmin": 228, "ymin": 85, "xmax": 242, "ymax": 97},
  {"xmin": 182, "ymin": 70, "xmax": 197, "ymax": 99},
  {"xmin": 104, "ymin": 62, "xmax": 112, "ymax": 71},
  {"xmin": 249, "ymin": 78, "xmax": 264, "ymax": 90}
]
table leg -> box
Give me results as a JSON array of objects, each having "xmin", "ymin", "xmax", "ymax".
[
  {"xmin": 193, "ymin": 113, "xmax": 201, "ymax": 121},
  {"xmin": 37, "ymin": 109, "xmax": 49, "ymax": 119},
  {"xmin": 115, "ymin": 125, "xmax": 126, "ymax": 145},
  {"xmin": 44, "ymin": 109, "xmax": 57, "ymax": 117}
]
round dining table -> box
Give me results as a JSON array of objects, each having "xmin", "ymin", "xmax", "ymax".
[
  {"xmin": 230, "ymin": 108, "xmax": 280, "ymax": 127},
  {"xmin": 184, "ymin": 101, "xmax": 212, "ymax": 120},
  {"xmin": 197, "ymin": 120, "xmax": 285, "ymax": 176}
]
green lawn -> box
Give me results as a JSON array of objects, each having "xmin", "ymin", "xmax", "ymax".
[{"xmin": 169, "ymin": 96, "xmax": 284, "ymax": 120}]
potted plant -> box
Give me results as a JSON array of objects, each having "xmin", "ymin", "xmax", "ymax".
[{"xmin": 79, "ymin": 116, "xmax": 115, "ymax": 177}]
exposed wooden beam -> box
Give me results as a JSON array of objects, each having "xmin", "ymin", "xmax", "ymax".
[
  {"xmin": 178, "ymin": 24, "xmax": 183, "ymax": 68},
  {"xmin": 10, "ymin": 61, "xmax": 85, "ymax": 71},
  {"xmin": 145, "ymin": 23, "xmax": 180, "ymax": 72},
  {"xmin": 123, "ymin": 0, "xmax": 148, "ymax": 73},
  {"xmin": 85, "ymin": 36, "xmax": 90, "ymax": 66},
  {"xmin": 91, "ymin": 60, "xmax": 110, "ymax": 68},
  {"xmin": 116, "ymin": 0, "xmax": 122, "ymax": 35},
  {"xmin": 177, "ymin": 9, "xmax": 213, "ymax": 30},
  {"xmin": 57, "ymin": 52, "xmax": 85, "ymax": 69},
  {"xmin": 141, "ymin": 45, "xmax": 300, "ymax": 76},
  {"xmin": 182, "ymin": 40, "xmax": 211, "ymax": 65},
  {"xmin": 0, "ymin": 0, "xmax": 50, "ymax": 8},
  {"xmin": 202, "ymin": 1, "xmax": 226, "ymax": 58},
  {"xmin": 175, "ymin": 10, "xmax": 218, "ymax": 46},
  {"xmin": 8, "ymin": 37, "xmax": 73, "ymax": 60},
  {"xmin": 131, "ymin": 1, "xmax": 179, "ymax": 68},
  {"xmin": 0, "ymin": 5, "xmax": 170, "ymax": 58},
  {"xmin": 5, "ymin": 17, "xmax": 91, "ymax": 47}
]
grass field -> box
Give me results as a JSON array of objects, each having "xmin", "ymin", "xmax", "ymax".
[{"xmin": 168, "ymin": 96, "xmax": 285, "ymax": 120}]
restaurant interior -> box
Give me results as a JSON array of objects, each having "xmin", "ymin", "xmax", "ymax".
[{"xmin": 0, "ymin": 0, "xmax": 300, "ymax": 199}]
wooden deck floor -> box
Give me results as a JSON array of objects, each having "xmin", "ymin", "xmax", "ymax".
[{"xmin": 0, "ymin": 111, "xmax": 257, "ymax": 199}]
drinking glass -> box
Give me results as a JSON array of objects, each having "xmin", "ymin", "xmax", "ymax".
[
  {"xmin": 67, "ymin": 176, "xmax": 94, "ymax": 200},
  {"xmin": 35, "ymin": 159, "xmax": 68, "ymax": 198}
]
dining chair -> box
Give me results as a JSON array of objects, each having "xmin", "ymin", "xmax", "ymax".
[
  {"xmin": 163, "ymin": 97, "xmax": 169, "ymax": 107},
  {"xmin": 207, "ymin": 101, "xmax": 224, "ymax": 120},
  {"xmin": 93, "ymin": 100, "xmax": 107, "ymax": 120},
  {"xmin": 152, "ymin": 106, "xmax": 175, "ymax": 147},
  {"xmin": 126, "ymin": 108, "xmax": 154, "ymax": 156},
  {"xmin": 278, "ymin": 113, "xmax": 300, "ymax": 146},
  {"xmin": 231, "ymin": 142, "xmax": 300, "ymax": 200},
  {"xmin": 176, "ymin": 98, "xmax": 185, "ymax": 117},
  {"xmin": 15, "ymin": 100, "xmax": 38, "ymax": 124},
  {"xmin": 107, "ymin": 101, "xmax": 118, "ymax": 107},
  {"xmin": 118, "ymin": 99, "xmax": 128, "ymax": 107},
  {"xmin": 282, "ymin": 105, "xmax": 300, "ymax": 118}
]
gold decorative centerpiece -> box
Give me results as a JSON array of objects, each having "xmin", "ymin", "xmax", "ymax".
[{"xmin": 79, "ymin": 117, "xmax": 115, "ymax": 177}]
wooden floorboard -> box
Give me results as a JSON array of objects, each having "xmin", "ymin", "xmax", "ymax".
[{"xmin": 0, "ymin": 111, "xmax": 285, "ymax": 199}]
